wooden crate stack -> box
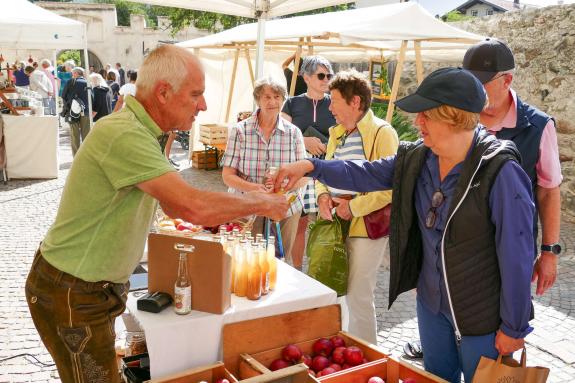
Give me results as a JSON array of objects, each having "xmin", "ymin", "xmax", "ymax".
[
  {"xmin": 200, "ymin": 123, "xmax": 228, "ymax": 146},
  {"xmin": 191, "ymin": 149, "xmax": 219, "ymax": 170}
]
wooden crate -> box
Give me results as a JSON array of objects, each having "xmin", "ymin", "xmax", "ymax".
[
  {"xmin": 192, "ymin": 149, "xmax": 219, "ymax": 170},
  {"xmin": 317, "ymin": 358, "xmax": 448, "ymax": 383},
  {"xmin": 147, "ymin": 362, "xmax": 238, "ymax": 383},
  {"xmin": 223, "ymin": 305, "xmax": 387, "ymax": 381},
  {"xmin": 200, "ymin": 124, "xmax": 228, "ymax": 145}
]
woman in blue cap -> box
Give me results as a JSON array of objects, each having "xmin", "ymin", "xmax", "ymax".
[{"xmin": 272, "ymin": 67, "xmax": 535, "ymax": 383}]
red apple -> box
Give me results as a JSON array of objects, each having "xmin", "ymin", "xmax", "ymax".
[
  {"xmin": 344, "ymin": 346, "xmax": 364, "ymax": 366},
  {"xmin": 331, "ymin": 346, "xmax": 346, "ymax": 365},
  {"xmin": 330, "ymin": 335, "xmax": 346, "ymax": 348},
  {"xmin": 368, "ymin": 377, "xmax": 385, "ymax": 383},
  {"xmin": 311, "ymin": 355, "xmax": 330, "ymax": 373},
  {"xmin": 176, "ymin": 222, "xmax": 194, "ymax": 231},
  {"xmin": 312, "ymin": 338, "xmax": 334, "ymax": 357},
  {"xmin": 329, "ymin": 363, "xmax": 342, "ymax": 372},
  {"xmin": 269, "ymin": 358, "xmax": 291, "ymax": 371},
  {"xmin": 342, "ymin": 363, "xmax": 351, "ymax": 370},
  {"xmin": 282, "ymin": 344, "xmax": 302, "ymax": 362},
  {"xmin": 301, "ymin": 354, "xmax": 312, "ymax": 368},
  {"xmin": 319, "ymin": 367, "xmax": 336, "ymax": 376}
]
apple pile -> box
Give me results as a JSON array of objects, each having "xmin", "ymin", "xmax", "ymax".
[
  {"xmin": 268, "ymin": 336, "xmax": 368, "ymax": 378},
  {"xmin": 157, "ymin": 218, "xmax": 203, "ymax": 233}
]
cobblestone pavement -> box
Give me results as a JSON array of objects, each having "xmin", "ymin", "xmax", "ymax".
[{"xmin": 0, "ymin": 123, "xmax": 574, "ymax": 382}]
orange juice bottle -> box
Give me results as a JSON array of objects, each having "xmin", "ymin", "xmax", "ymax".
[
  {"xmin": 234, "ymin": 239, "xmax": 248, "ymax": 297},
  {"xmin": 267, "ymin": 236, "xmax": 278, "ymax": 290},
  {"xmin": 246, "ymin": 241, "xmax": 262, "ymax": 300},
  {"xmin": 259, "ymin": 242, "xmax": 270, "ymax": 295},
  {"xmin": 226, "ymin": 235, "xmax": 235, "ymax": 294}
]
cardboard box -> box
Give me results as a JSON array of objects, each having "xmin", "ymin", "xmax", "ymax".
[
  {"xmin": 222, "ymin": 305, "xmax": 387, "ymax": 381},
  {"xmin": 318, "ymin": 358, "xmax": 448, "ymax": 383},
  {"xmin": 147, "ymin": 233, "xmax": 231, "ymax": 314},
  {"xmin": 200, "ymin": 124, "xmax": 228, "ymax": 145}
]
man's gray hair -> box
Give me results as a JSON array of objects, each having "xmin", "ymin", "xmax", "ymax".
[
  {"xmin": 41, "ymin": 59, "xmax": 52, "ymax": 67},
  {"xmin": 64, "ymin": 60, "xmax": 75, "ymax": 70},
  {"xmin": 252, "ymin": 77, "xmax": 287, "ymax": 104},
  {"xmin": 137, "ymin": 45, "xmax": 199, "ymax": 97},
  {"xmin": 72, "ymin": 67, "xmax": 85, "ymax": 77},
  {"xmin": 299, "ymin": 55, "xmax": 333, "ymax": 77}
]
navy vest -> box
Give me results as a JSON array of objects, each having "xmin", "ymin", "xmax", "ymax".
[{"xmin": 495, "ymin": 96, "xmax": 552, "ymax": 255}]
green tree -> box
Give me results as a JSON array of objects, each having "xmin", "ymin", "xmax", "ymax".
[
  {"xmin": 57, "ymin": 50, "xmax": 81, "ymax": 66},
  {"xmin": 441, "ymin": 11, "xmax": 473, "ymax": 22}
]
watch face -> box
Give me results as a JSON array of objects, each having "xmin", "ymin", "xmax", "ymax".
[{"xmin": 552, "ymin": 244, "xmax": 562, "ymax": 255}]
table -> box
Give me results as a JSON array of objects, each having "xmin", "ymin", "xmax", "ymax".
[
  {"xmin": 127, "ymin": 261, "xmax": 337, "ymax": 379},
  {"xmin": 3, "ymin": 115, "xmax": 58, "ymax": 179}
]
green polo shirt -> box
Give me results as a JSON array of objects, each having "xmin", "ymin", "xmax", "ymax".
[{"xmin": 41, "ymin": 96, "xmax": 175, "ymax": 283}]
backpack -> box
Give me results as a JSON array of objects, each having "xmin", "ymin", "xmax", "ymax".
[{"xmin": 69, "ymin": 96, "xmax": 85, "ymax": 121}]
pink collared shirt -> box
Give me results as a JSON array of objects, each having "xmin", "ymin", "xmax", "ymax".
[{"xmin": 487, "ymin": 89, "xmax": 562, "ymax": 189}]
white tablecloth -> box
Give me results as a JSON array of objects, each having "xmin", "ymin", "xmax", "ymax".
[
  {"xmin": 127, "ymin": 261, "xmax": 337, "ymax": 379},
  {"xmin": 3, "ymin": 115, "xmax": 58, "ymax": 179}
]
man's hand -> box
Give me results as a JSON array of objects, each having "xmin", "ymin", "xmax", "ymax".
[
  {"xmin": 304, "ymin": 137, "xmax": 327, "ymax": 156},
  {"xmin": 532, "ymin": 253, "xmax": 558, "ymax": 295},
  {"xmin": 253, "ymin": 183, "xmax": 271, "ymax": 193},
  {"xmin": 318, "ymin": 194, "xmax": 334, "ymax": 221},
  {"xmin": 273, "ymin": 160, "xmax": 315, "ymax": 192},
  {"xmin": 332, "ymin": 197, "xmax": 352, "ymax": 220},
  {"xmin": 248, "ymin": 192, "xmax": 290, "ymax": 222},
  {"xmin": 495, "ymin": 330, "xmax": 525, "ymax": 355}
]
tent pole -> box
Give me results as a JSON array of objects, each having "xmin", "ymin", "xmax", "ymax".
[
  {"xmin": 254, "ymin": 14, "xmax": 267, "ymax": 79},
  {"xmin": 386, "ymin": 40, "xmax": 407, "ymax": 122},
  {"xmin": 225, "ymin": 47, "xmax": 240, "ymax": 123},
  {"xmin": 414, "ymin": 41, "xmax": 424, "ymax": 85},
  {"xmin": 244, "ymin": 47, "xmax": 255, "ymax": 86},
  {"xmin": 306, "ymin": 37, "xmax": 314, "ymax": 55},
  {"xmin": 289, "ymin": 39, "xmax": 304, "ymax": 96}
]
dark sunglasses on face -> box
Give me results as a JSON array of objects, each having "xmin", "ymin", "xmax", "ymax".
[
  {"xmin": 316, "ymin": 73, "xmax": 333, "ymax": 81},
  {"xmin": 425, "ymin": 189, "xmax": 445, "ymax": 229}
]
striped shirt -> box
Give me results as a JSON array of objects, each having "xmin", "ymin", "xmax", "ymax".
[
  {"xmin": 328, "ymin": 130, "xmax": 366, "ymax": 196},
  {"xmin": 222, "ymin": 111, "xmax": 306, "ymax": 216}
]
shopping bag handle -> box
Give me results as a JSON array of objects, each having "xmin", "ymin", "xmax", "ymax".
[{"xmin": 496, "ymin": 347, "xmax": 527, "ymax": 368}]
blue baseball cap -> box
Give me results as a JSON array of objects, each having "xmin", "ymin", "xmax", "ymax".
[{"xmin": 394, "ymin": 67, "xmax": 487, "ymax": 113}]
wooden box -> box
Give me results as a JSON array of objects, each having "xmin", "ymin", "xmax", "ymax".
[
  {"xmin": 147, "ymin": 362, "xmax": 237, "ymax": 382},
  {"xmin": 192, "ymin": 149, "xmax": 219, "ymax": 170},
  {"xmin": 317, "ymin": 358, "xmax": 448, "ymax": 383},
  {"xmin": 223, "ymin": 305, "xmax": 387, "ymax": 381},
  {"xmin": 200, "ymin": 124, "xmax": 228, "ymax": 145},
  {"xmin": 147, "ymin": 233, "xmax": 231, "ymax": 314}
]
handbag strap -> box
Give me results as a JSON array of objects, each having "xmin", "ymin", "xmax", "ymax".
[{"xmin": 360, "ymin": 125, "xmax": 385, "ymax": 197}]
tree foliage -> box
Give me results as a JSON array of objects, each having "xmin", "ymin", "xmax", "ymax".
[
  {"xmin": 441, "ymin": 11, "xmax": 473, "ymax": 22},
  {"xmin": 57, "ymin": 50, "xmax": 81, "ymax": 66}
]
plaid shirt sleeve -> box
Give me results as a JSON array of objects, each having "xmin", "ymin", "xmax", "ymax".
[
  {"xmin": 222, "ymin": 122, "xmax": 243, "ymax": 169},
  {"xmin": 293, "ymin": 125, "xmax": 307, "ymax": 161}
]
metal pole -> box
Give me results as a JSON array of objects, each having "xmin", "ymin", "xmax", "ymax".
[{"xmin": 254, "ymin": 14, "xmax": 267, "ymax": 79}]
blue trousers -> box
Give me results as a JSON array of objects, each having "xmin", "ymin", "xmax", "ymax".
[{"xmin": 417, "ymin": 297, "xmax": 500, "ymax": 383}]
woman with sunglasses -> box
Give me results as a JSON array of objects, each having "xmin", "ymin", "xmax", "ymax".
[
  {"xmin": 281, "ymin": 55, "xmax": 337, "ymax": 270},
  {"xmin": 273, "ymin": 67, "xmax": 535, "ymax": 383}
]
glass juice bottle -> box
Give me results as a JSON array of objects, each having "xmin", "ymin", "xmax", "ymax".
[
  {"xmin": 259, "ymin": 242, "xmax": 270, "ymax": 295},
  {"xmin": 267, "ymin": 236, "xmax": 278, "ymax": 290},
  {"xmin": 234, "ymin": 239, "xmax": 248, "ymax": 297},
  {"xmin": 174, "ymin": 245, "xmax": 192, "ymax": 315},
  {"xmin": 246, "ymin": 241, "xmax": 262, "ymax": 300}
]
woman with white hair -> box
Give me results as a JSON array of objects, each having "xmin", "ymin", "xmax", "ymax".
[
  {"xmin": 88, "ymin": 73, "xmax": 112, "ymax": 122},
  {"xmin": 222, "ymin": 76, "xmax": 307, "ymax": 262}
]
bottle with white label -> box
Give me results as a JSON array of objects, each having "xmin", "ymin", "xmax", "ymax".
[{"xmin": 174, "ymin": 248, "xmax": 192, "ymax": 315}]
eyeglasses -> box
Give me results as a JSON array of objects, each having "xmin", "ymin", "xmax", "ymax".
[
  {"xmin": 316, "ymin": 73, "xmax": 333, "ymax": 81},
  {"xmin": 425, "ymin": 189, "xmax": 445, "ymax": 229}
]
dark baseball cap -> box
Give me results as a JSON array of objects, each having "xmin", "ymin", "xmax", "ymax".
[
  {"xmin": 394, "ymin": 67, "xmax": 486, "ymax": 114},
  {"xmin": 462, "ymin": 38, "xmax": 515, "ymax": 83}
]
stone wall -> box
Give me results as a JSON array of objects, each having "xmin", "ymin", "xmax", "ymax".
[{"xmin": 399, "ymin": 4, "xmax": 575, "ymax": 220}]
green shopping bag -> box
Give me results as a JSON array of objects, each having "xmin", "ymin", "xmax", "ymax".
[{"xmin": 306, "ymin": 215, "xmax": 350, "ymax": 296}]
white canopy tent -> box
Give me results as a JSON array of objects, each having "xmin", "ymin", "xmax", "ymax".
[
  {"xmin": 126, "ymin": 0, "xmax": 352, "ymax": 78},
  {"xmin": 177, "ymin": 2, "xmax": 486, "ymax": 124}
]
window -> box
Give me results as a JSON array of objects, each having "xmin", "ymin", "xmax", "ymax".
[
  {"xmin": 487, "ymin": 9, "xmax": 494, "ymax": 15},
  {"xmin": 471, "ymin": 10, "xmax": 478, "ymax": 16}
]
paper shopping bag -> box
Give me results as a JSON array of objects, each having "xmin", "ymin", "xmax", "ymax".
[{"xmin": 472, "ymin": 347, "xmax": 549, "ymax": 383}]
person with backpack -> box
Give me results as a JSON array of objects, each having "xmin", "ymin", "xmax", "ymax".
[
  {"xmin": 62, "ymin": 67, "xmax": 90, "ymax": 156},
  {"xmin": 89, "ymin": 73, "xmax": 112, "ymax": 122}
]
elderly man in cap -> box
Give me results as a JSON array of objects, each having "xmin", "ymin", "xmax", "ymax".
[
  {"xmin": 463, "ymin": 38, "xmax": 562, "ymax": 296},
  {"xmin": 273, "ymin": 67, "xmax": 535, "ymax": 383}
]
